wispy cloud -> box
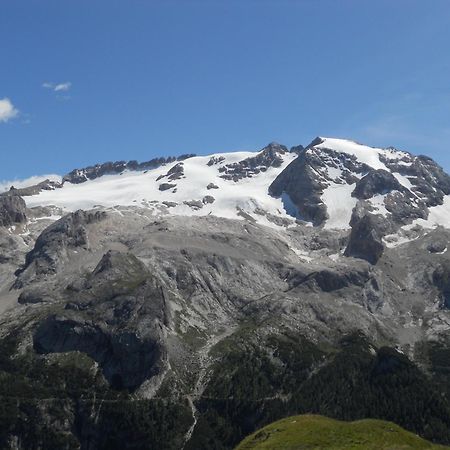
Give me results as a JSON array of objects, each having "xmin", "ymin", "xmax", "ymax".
[
  {"xmin": 42, "ymin": 81, "xmax": 72, "ymax": 92},
  {"xmin": 0, "ymin": 174, "xmax": 62, "ymax": 193},
  {"xmin": 0, "ymin": 98, "xmax": 19, "ymax": 123}
]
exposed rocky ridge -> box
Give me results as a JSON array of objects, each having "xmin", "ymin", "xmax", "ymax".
[
  {"xmin": 269, "ymin": 147, "xmax": 330, "ymax": 225},
  {"xmin": 62, "ymin": 153, "xmax": 196, "ymax": 184},
  {"xmin": 381, "ymin": 153, "xmax": 450, "ymax": 207},
  {"xmin": 219, "ymin": 142, "xmax": 289, "ymax": 181}
]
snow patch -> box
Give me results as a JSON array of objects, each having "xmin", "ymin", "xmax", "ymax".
[
  {"xmin": 411, "ymin": 195, "xmax": 450, "ymax": 229},
  {"xmin": 316, "ymin": 138, "xmax": 389, "ymax": 171},
  {"xmin": 321, "ymin": 182, "xmax": 357, "ymax": 229},
  {"xmin": 370, "ymin": 194, "xmax": 389, "ymax": 217}
]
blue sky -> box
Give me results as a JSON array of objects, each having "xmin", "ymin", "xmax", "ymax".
[{"xmin": 1, "ymin": 0, "xmax": 450, "ymax": 181}]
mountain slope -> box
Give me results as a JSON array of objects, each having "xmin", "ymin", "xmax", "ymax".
[{"xmin": 22, "ymin": 143, "xmax": 298, "ymax": 229}]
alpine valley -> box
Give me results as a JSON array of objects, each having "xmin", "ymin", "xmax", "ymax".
[{"xmin": 1, "ymin": 136, "xmax": 450, "ymax": 450}]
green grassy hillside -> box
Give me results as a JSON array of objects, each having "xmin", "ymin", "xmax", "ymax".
[{"xmin": 235, "ymin": 415, "xmax": 450, "ymax": 450}]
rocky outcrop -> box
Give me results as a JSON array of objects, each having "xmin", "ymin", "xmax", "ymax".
[
  {"xmin": 381, "ymin": 153, "xmax": 450, "ymax": 207},
  {"xmin": 156, "ymin": 162, "xmax": 185, "ymax": 182},
  {"xmin": 0, "ymin": 194, "xmax": 27, "ymax": 227},
  {"xmin": 184, "ymin": 200, "xmax": 203, "ymax": 210},
  {"xmin": 202, "ymin": 195, "xmax": 215, "ymax": 204},
  {"xmin": 286, "ymin": 265, "xmax": 371, "ymax": 293},
  {"xmin": 207, "ymin": 156, "xmax": 225, "ymax": 166},
  {"xmin": 269, "ymin": 137, "xmax": 376, "ymax": 225},
  {"xmin": 18, "ymin": 286, "xmax": 55, "ymax": 304},
  {"xmin": 433, "ymin": 261, "xmax": 450, "ymax": 308},
  {"xmin": 269, "ymin": 149, "xmax": 328, "ymax": 225},
  {"xmin": 34, "ymin": 316, "xmax": 164, "ymax": 390},
  {"xmin": 62, "ymin": 154, "xmax": 196, "ymax": 184},
  {"xmin": 162, "ymin": 201, "xmax": 178, "ymax": 208},
  {"xmin": 344, "ymin": 205, "xmax": 390, "ymax": 264},
  {"xmin": 219, "ymin": 142, "xmax": 288, "ymax": 181},
  {"xmin": 159, "ymin": 182, "xmax": 176, "ymax": 191},
  {"xmin": 352, "ymin": 169, "xmax": 405, "ymax": 199},
  {"xmin": 33, "ymin": 250, "xmax": 169, "ymax": 390},
  {"xmin": 15, "ymin": 209, "xmax": 106, "ymax": 283}
]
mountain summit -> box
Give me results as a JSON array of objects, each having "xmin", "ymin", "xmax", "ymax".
[{"xmin": 6, "ymin": 137, "xmax": 450, "ymax": 232}]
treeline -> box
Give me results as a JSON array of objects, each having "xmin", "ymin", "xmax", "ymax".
[{"xmin": 187, "ymin": 332, "xmax": 450, "ymax": 449}]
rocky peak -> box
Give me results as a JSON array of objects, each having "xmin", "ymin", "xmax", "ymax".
[
  {"xmin": 91, "ymin": 250, "xmax": 149, "ymax": 288},
  {"xmin": 270, "ymin": 137, "xmax": 450, "ymax": 230}
]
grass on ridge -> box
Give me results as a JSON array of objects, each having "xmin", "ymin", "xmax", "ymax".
[{"xmin": 235, "ymin": 414, "xmax": 450, "ymax": 450}]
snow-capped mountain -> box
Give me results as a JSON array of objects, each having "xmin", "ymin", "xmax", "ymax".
[
  {"xmin": 5, "ymin": 137, "xmax": 450, "ymax": 234},
  {"xmin": 2, "ymin": 136, "xmax": 450, "ymax": 449}
]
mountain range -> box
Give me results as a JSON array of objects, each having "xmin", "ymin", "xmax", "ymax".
[{"xmin": 1, "ymin": 137, "xmax": 450, "ymax": 449}]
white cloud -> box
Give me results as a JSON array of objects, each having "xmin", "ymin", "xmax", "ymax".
[
  {"xmin": 0, "ymin": 174, "xmax": 62, "ymax": 193},
  {"xmin": 42, "ymin": 81, "xmax": 72, "ymax": 92},
  {"xmin": 54, "ymin": 82, "xmax": 72, "ymax": 92},
  {"xmin": 0, "ymin": 98, "xmax": 19, "ymax": 123}
]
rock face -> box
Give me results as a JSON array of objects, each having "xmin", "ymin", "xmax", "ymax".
[
  {"xmin": 33, "ymin": 250, "xmax": 168, "ymax": 390},
  {"xmin": 381, "ymin": 153, "xmax": 450, "ymax": 207},
  {"xmin": 352, "ymin": 169, "xmax": 405, "ymax": 199},
  {"xmin": 433, "ymin": 261, "xmax": 450, "ymax": 308},
  {"xmin": 0, "ymin": 195, "xmax": 27, "ymax": 227},
  {"xmin": 15, "ymin": 209, "xmax": 106, "ymax": 284},
  {"xmin": 269, "ymin": 148, "xmax": 329, "ymax": 225},
  {"xmin": 219, "ymin": 142, "xmax": 288, "ymax": 181},
  {"xmin": 344, "ymin": 210, "xmax": 386, "ymax": 264},
  {"xmin": 270, "ymin": 137, "xmax": 450, "ymax": 231}
]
